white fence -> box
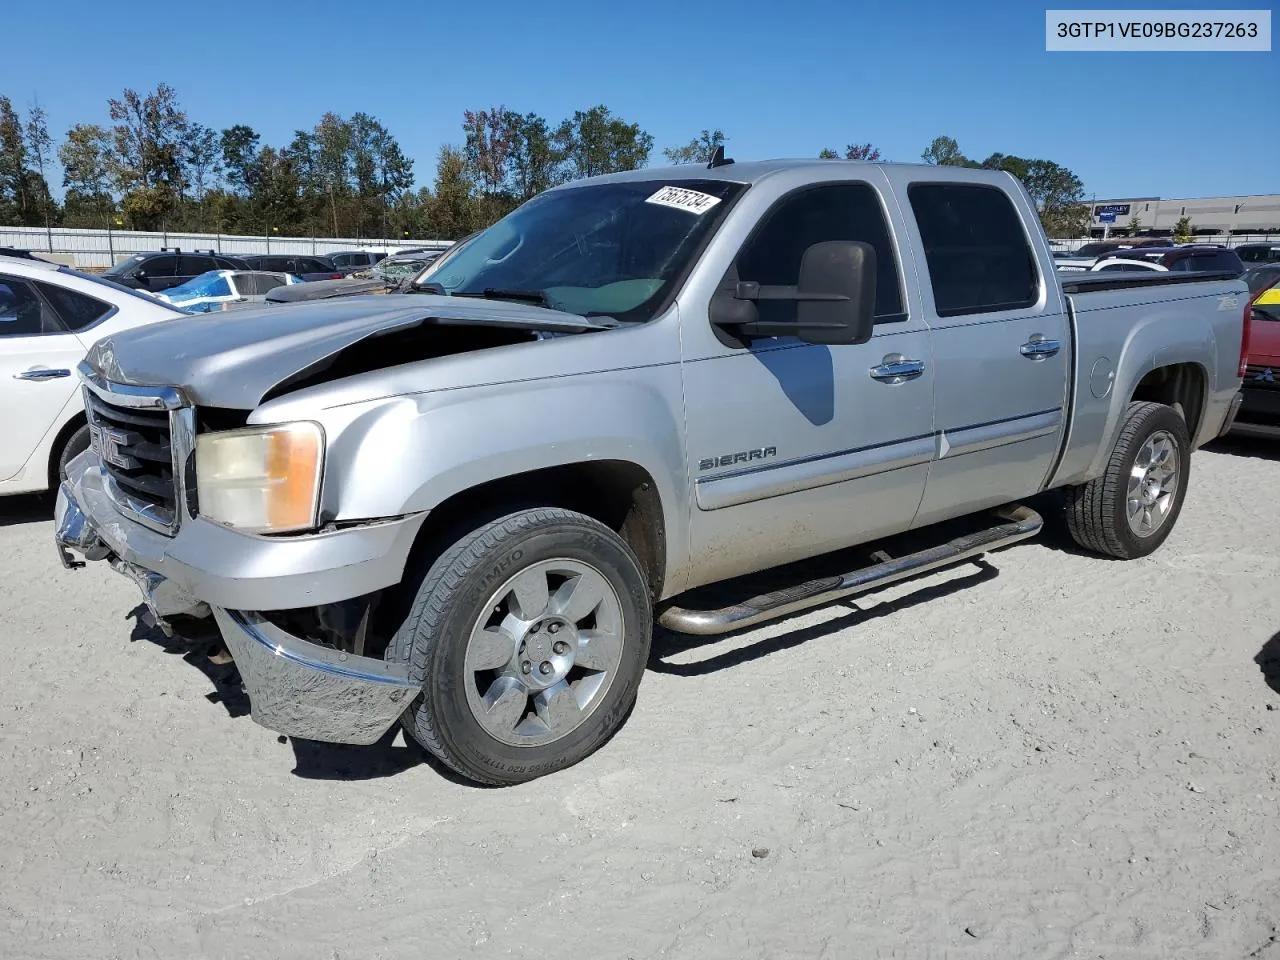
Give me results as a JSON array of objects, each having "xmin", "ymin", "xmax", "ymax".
[
  {"xmin": 2, "ymin": 224, "xmax": 1276, "ymax": 271},
  {"xmin": 0, "ymin": 225, "xmax": 453, "ymax": 270}
]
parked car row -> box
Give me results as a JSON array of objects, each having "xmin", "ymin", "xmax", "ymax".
[
  {"xmin": 99, "ymin": 246, "xmax": 396, "ymax": 291},
  {"xmin": 1057, "ymin": 243, "xmax": 1246, "ymax": 276}
]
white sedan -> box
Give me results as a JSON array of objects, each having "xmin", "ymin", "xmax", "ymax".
[{"xmin": 0, "ymin": 255, "xmax": 183, "ymax": 498}]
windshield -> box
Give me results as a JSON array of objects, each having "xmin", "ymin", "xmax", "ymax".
[
  {"xmin": 103, "ymin": 254, "xmax": 146, "ymax": 277},
  {"xmin": 424, "ymin": 179, "xmax": 746, "ymax": 322},
  {"xmin": 163, "ymin": 272, "xmax": 232, "ymax": 301}
]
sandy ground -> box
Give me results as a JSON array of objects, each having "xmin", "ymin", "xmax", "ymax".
[{"xmin": 2, "ymin": 438, "xmax": 1279, "ymax": 960}]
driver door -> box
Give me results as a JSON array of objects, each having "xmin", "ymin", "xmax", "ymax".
[{"xmin": 680, "ymin": 176, "xmax": 936, "ymax": 590}]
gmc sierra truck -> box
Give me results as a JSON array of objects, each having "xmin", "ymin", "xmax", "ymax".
[{"xmin": 54, "ymin": 157, "xmax": 1248, "ymax": 785}]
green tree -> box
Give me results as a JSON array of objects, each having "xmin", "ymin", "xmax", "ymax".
[
  {"xmin": 554, "ymin": 105, "xmax": 653, "ymax": 180},
  {"xmin": 1126, "ymin": 215, "xmax": 1142, "ymax": 235},
  {"xmin": 427, "ymin": 145, "xmax": 478, "ymax": 239},
  {"xmin": 0, "ymin": 96, "xmax": 29, "ymax": 223},
  {"xmin": 24, "ymin": 103, "xmax": 56, "ymax": 231},
  {"xmin": 921, "ymin": 135, "xmax": 973, "ymax": 166},
  {"xmin": 313, "ymin": 112, "xmax": 352, "ymax": 235},
  {"xmin": 220, "ymin": 124, "xmax": 261, "ymax": 197},
  {"xmin": 1174, "ymin": 216, "xmax": 1194, "ymax": 243},
  {"xmin": 506, "ymin": 112, "xmax": 564, "ymax": 201},
  {"xmin": 663, "ymin": 129, "xmax": 726, "ymax": 165},
  {"xmin": 59, "ymin": 123, "xmax": 115, "ymax": 226},
  {"xmin": 106, "ymin": 84, "xmax": 189, "ymax": 227},
  {"xmin": 182, "ymin": 123, "xmax": 221, "ymax": 201},
  {"xmin": 820, "ymin": 142, "xmax": 882, "ymax": 160}
]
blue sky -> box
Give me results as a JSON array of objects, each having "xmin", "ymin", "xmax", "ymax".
[{"xmin": 2, "ymin": 0, "xmax": 1276, "ymax": 201}]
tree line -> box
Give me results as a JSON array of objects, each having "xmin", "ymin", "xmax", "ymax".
[{"xmin": 0, "ymin": 86, "xmax": 1091, "ymax": 242}]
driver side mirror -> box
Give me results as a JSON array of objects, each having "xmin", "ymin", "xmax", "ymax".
[{"xmin": 711, "ymin": 240, "xmax": 878, "ymax": 346}]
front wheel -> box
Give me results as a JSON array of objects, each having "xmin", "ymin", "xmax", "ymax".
[
  {"xmin": 1064, "ymin": 401, "xmax": 1191, "ymax": 559},
  {"xmin": 388, "ymin": 508, "xmax": 652, "ymax": 785}
]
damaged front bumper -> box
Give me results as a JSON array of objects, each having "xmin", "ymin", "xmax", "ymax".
[{"xmin": 54, "ymin": 458, "xmax": 425, "ymax": 745}]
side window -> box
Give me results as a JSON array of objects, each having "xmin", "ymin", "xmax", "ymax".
[
  {"xmin": 734, "ymin": 182, "xmax": 905, "ymax": 324},
  {"xmin": 142, "ymin": 255, "xmax": 177, "ymax": 278},
  {"xmin": 908, "ymin": 183, "xmax": 1039, "ymax": 317},
  {"xmin": 0, "ymin": 276, "xmax": 62, "ymax": 337},
  {"xmin": 181, "ymin": 255, "xmax": 218, "ymax": 275},
  {"xmin": 1169, "ymin": 256, "xmax": 1196, "ymax": 272},
  {"xmin": 34, "ymin": 282, "xmax": 113, "ymax": 331},
  {"xmin": 1100, "ymin": 263, "xmax": 1136, "ymax": 272},
  {"xmin": 1239, "ymin": 247, "xmax": 1265, "ymax": 263}
]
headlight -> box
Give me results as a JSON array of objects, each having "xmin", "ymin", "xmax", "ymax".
[{"xmin": 195, "ymin": 422, "xmax": 324, "ymax": 533}]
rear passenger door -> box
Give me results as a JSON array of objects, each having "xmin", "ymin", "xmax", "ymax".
[
  {"xmin": 135, "ymin": 255, "xmax": 178, "ymax": 291},
  {"xmin": 897, "ymin": 179, "xmax": 1071, "ymax": 528},
  {"xmin": 179, "ymin": 254, "xmax": 218, "ymax": 284}
]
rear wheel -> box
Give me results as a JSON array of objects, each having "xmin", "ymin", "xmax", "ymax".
[
  {"xmin": 388, "ymin": 508, "xmax": 652, "ymax": 785},
  {"xmin": 1064, "ymin": 401, "xmax": 1190, "ymax": 559}
]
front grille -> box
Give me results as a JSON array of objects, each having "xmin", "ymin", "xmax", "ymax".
[
  {"xmin": 84, "ymin": 389, "xmax": 181, "ymax": 533},
  {"xmin": 1245, "ymin": 364, "xmax": 1279, "ymax": 391}
]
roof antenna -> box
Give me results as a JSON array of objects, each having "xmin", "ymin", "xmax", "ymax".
[{"xmin": 707, "ymin": 145, "xmax": 734, "ymax": 169}]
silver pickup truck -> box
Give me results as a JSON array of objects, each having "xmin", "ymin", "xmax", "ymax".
[{"xmin": 54, "ymin": 158, "xmax": 1248, "ymax": 785}]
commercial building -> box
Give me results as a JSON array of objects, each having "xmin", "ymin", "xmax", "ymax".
[{"xmin": 1087, "ymin": 194, "xmax": 1280, "ymax": 238}]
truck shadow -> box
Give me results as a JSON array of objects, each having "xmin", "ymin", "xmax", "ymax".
[
  {"xmin": 1204, "ymin": 434, "xmax": 1280, "ymax": 463},
  {"xmin": 127, "ymin": 604, "xmax": 251, "ymax": 718},
  {"xmin": 0, "ymin": 493, "xmax": 53, "ymax": 528},
  {"xmin": 126, "ymin": 603, "xmax": 474, "ymax": 784},
  {"xmin": 649, "ymin": 558, "xmax": 999, "ymax": 677},
  {"xmin": 1255, "ymin": 631, "xmax": 1280, "ymax": 697}
]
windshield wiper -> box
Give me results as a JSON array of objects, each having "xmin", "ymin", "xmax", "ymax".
[{"xmin": 453, "ymin": 288, "xmax": 557, "ymax": 309}]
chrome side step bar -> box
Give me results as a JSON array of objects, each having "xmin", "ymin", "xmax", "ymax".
[{"xmin": 657, "ymin": 505, "xmax": 1043, "ymax": 636}]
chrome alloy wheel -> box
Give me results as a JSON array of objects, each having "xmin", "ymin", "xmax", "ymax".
[
  {"xmin": 1126, "ymin": 429, "xmax": 1179, "ymax": 537},
  {"xmin": 463, "ymin": 559, "xmax": 625, "ymax": 747}
]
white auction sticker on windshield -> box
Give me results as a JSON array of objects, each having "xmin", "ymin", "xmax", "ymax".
[{"xmin": 645, "ymin": 185, "xmax": 722, "ymax": 215}]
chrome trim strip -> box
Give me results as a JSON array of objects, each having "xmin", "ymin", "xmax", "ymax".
[
  {"xmin": 941, "ymin": 408, "xmax": 1063, "ymax": 459},
  {"xmin": 77, "ymin": 361, "xmax": 188, "ymax": 409},
  {"xmin": 696, "ymin": 435, "xmax": 935, "ymax": 511},
  {"xmin": 100, "ymin": 469, "xmax": 176, "ymax": 534}
]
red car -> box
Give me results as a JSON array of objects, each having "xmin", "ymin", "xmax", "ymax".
[{"xmin": 1234, "ymin": 273, "xmax": 1280, "ymax": 438}]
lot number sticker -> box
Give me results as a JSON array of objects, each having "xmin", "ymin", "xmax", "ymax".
[{"xmin": 645, "ymin": 185, "xmax": 722, "ymax": 215}]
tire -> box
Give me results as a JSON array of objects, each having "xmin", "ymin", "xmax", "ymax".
[
  {"xmin": 387, "ymin": 508, "xmax": 652, "ymax": 786},
  {"xmin": 56, "ymin": 423, "xmax": 91, "ymax": 485},
  {"xmin": 1064, "ymin": 401, "xmax": 1191, "ymax": 559}
]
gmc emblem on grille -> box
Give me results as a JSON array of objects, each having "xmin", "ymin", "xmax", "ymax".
[{"xmin": 89, "ymin": 424, "xmax": 131, "ymax": 469}]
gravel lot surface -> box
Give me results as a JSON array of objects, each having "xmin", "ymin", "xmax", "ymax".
[{"xmin": 2, "ymin": 438, "xmax": 1279, "ymax": 960}]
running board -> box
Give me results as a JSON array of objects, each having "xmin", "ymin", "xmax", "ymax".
[{"xmin": 657, "ymin": 505, "xmax": 1043, "ymax": 636}]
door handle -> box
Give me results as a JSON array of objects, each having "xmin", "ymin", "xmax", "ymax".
[
  {"xmin": 14, "ymin": 368, "xmax": 71, "ymax": 381},
  {"xmin": 869, "ymin": 354, "xmax": 926, "ymax": 384},
  {"xmin": 1020, "ymin": 335, "xmax": 1061, "ymax": 360}
]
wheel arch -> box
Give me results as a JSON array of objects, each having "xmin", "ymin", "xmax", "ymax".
[{"xmin": 399, "ymin": 459, "xmax": 669, "ymax": 603}]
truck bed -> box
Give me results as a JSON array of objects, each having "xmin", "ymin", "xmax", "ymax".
[{"xmin": 1049, "ymin": 270, "xmax": 1247, "ymax": 489}]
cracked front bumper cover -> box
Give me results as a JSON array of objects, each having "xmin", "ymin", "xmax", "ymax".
[
  {"xmin": 212, "ymin": 608, "xmax": 418, "ymax": 745},
  {"xmin": 54, "ymin": 462, "xmax": 425, "ymax": 745}
]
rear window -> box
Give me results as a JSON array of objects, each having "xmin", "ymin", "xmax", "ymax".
[
  {"xmin": 35, "ymin": 282, "xmax": 114, "ymax": 331},
  {"xmin": 908, "ymin": 182, "xmax": 1039, "ymax": 317}
]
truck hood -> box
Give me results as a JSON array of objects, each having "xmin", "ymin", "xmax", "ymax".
[{"xmin": 82, "ymin": 294, "xmax": 614, "ymax": 409}]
